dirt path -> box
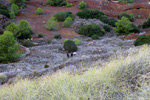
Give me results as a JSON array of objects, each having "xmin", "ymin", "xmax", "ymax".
[{"xmin": 15, "ymin": 0, "xmax": 80, "ymax": 39}]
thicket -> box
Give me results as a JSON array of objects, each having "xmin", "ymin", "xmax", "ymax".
[
  {"xmin": 78, "ymin": 23, "xmax": 105, "ymax": 37},
  {"xmin": 10, "ymin": 4, "xmax": 20, "ymax": 15},
  {"xmin": 118, "ymin": 12, "xmax": 135, "ymax": 22},
  {"xmin": 79, "ymin": 1, "xmax": 86, "ymax": 9},
  {"xmin": 10, "ymin": 0, "xmax": 24, "ymax": 7},
  {"xmin": 118, "ymin": 0, "xmax": 134, "ymax": 3},
  {"xmin": 53, "ymin": 11, "xmax": 74, "ymax": 22},
  {"xmin": 35, "ymin": 8, "xmax": 44, "ymax": 15},
  {"xmin": 73, "ymin": 38, "xmax": 81, "ymax": 45},
  {"xmin": 0, "ymin": 5, "xmax": 10, "ymax": 18},
  {"xmin": 62, "ymin": 17, "xmax": 73, "ymax": 27},
  {"xmin": 0, "ymin": 31, "xmax": 21, "ymax": 63},
  {"xmin": 134, "ymin": 35, "xmax": 150, "ymax": 46},
  {"xmin": 46, "ymin": 0, "xmax": 71, "ymax": 7},
  {"xmin": 63, "ymin": 40, "xmax": 78, "ymax": 53},
  {"xmin": 6, "ymin": 20, "xmax": 32, "ymax": 39},
  {"xmin": 103, "ymin": 25, "xmax": 111, "ymax": 32},
  {"xmin": 23, "ymin": 40, "xmax": 33, "ymax": 47},
  {"xmin": 76, "ymin": 8, "xmax": 117, "ymax": 26},
  {"xmin": 141, "ymin": 17, "xmax": 150, "ymax": 29}
]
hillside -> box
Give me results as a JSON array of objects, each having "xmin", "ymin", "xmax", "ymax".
[{"xmin": 0, "ymin": 0, "xmax": 150, "ymax": 99}]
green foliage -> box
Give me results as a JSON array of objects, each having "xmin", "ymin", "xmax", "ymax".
[
  {"xmin": 76, "ymin": 8, "xmax": 104, "ymax": 20},
  {"xmin": 65, "ymin": 1, "xmax": 72, "ymax": 7},
  {"xmin": 9, "ymin": 11, "xmax": 16, "ymax": 19},
  {"xmin": 46, "ymin": 0, "xmax": 67, "ymax": 6},
  {"xmin": 44, "ymin": 64, "xmax": 49, "ymax": 68},
  {"xmin": 10, "ymin": 0, "xmax": 24, "ymax": 7},
  {"xmin": 6, "ymin": 23, "xmax": 19, "ymax": 38},
  {"xmin": 118, "ymin": 12, "xmax": 134, "ymax": 22},
  {"xmin": 35, "ymin": 8, "xmax": 44, "ymax": 15},
  {"xmin": 37, "ymin": 34, "xmax": 43, "ymax": 38},
  {"xmin": 134, "ymin": 35, "xmax": 150, "ymax": 46},
  {"xmin": 0, "ymin": 31, "xmax": 21, "ymax": 63},
  {"xmin": 23, "ymin": 40, "xmax": 33, "ymax": 47},
  {"xmin": 63, "ymin": 40, "xmax": 78, "ymax": 53},
  {"xmin": 11, "ymin": 4, "xmax": 20, "ymax": 15},
  {"xmin": 114, "ymin": 17, "xmax": 132, "ymax": 36},
  {"xmin": 107, "ymin": 18, "xmax": 118, "ymax": 27},
  {"xmin": 53, "ymin": 11, "xmax": 74, "ymax": 22},
  {"xmin": 62, "ymin": 17, "xmax": 73, "ymax": 27},
  {"xmin": 137, "ymin": 15, "xmax": 141, "ymax": 18},
  {"xmin": 0, "ymin": 9, "xmax": 10, "ymax": 18},
  {"xmin": 73, "ymin": 38, "xmax": 81, "ymax": 45},
  {"xmin": 130, "ymin": 24, "xmax": 140, "ymax": 33},
  {"xmin": 119, "ymin": 0, "xmax": 134, "ymax": 3},
  {"xmin": 79, "ymin": 1, "xmax": 86, "ymax": 9},
  {"xmin": 0, "ymin": 5, "xmax": 8, "ymax": 10},
  {"xmin": 142, "ymin": 17, "xmax": 150, "ymax": 29},
  {"xmin": 54, "ymin": 34, "xmax": 62, "ymax": 39},
  {"xmin": 17, "ymin": 20, "xmax": 32, "ymax": 39},
  {"xmin": 45, "ymin": 17, "xmax": 59, "ymax": 31},
  {"xmin": 78, "ymin": 23, "xmax": 104, "ymax": 37},
  {"xmin": 103, "ymin": 25, "xmax": 111, "ymax": 32},
  {"xmin": 91, "ymin": 34, "xmax": 99, "ymax": 39},
  {"xmin": 0, "ymin": 73, "xmax": 7, "ymax": 81}
]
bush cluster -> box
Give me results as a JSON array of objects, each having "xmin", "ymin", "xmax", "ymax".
[
  {"xmin": 78, "ymin": 23, "xmax": 105, "ymax": 37},
  {"xmin": 0, "ymin": 31, "xmax": 21, "ymax": 63},
  {"xmin": 23, "ymin": 40, "xmax": 33, "ymax": 47},
  {"xmin": 35, "ymin": 8, "xmax": 44, "ymax": 15},
  {"xmin": 63, "ymin": 39, "xmax": 78, "ymax": 53},
  {"xmin": 119, "ymin": 0, "xmax": 134, "ymax": 3},
  {"xmin": 103, "ymin": 25, "xmax": 111, "ymax": 32},
  {"xmin": 76, "ymin": 8, "xmax": 117, "ymax": 26},
  {"xmin": 73, "ymin": 38, "xmax": 81, "ymax": 45},
  {"xmin": 54, "ymin": 34, "xmax": 62, "ymax": 39},
  {"xmin": 46, "ymin": 0, "xmax": 67, "ymax": 6},
  {"xmin": 134, "ymin": 35, "xmax": 150, "ymax": 46},
  {"xmin": 141, "ymin": 17, "xmax": 150, "ymax": 29},
  {"xmin": 45, "ymin": 17, "xmax": 59, "ymax": 31},
  {"xmin": 79, "ymin": 1, "xmax": 86, "ymax": 9},
  {"xmin": 37, "ymin": 34, "xmax": 43, "ymax": 38},
  {"xmin": 10, "ymin": 0, "xmax": 24, "ymax": 7},
  {"xmin": 6, "ymin": 20, "xmax": 32, "ymax": 39},
  {"xmin": 118, "ymin": 12, "xmax": 135, "ymax": 22},
  {"xmin": 53, "ymin": 11, "xmax": 74, "ymax": 22},
  {"xmin": 0, "ymin": 5, "xmax": 10, "ymax": 18},
  {"xmin": 62, "ymin": 17, "xmax": 73, "ymax": 27}
]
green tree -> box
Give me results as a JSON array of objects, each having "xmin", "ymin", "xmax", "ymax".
[
  {"xmin": 63, "ymin": 40, "xmax": 78, "ymax": 53},
  {"xmin": 114, "ymin": 16, "xmax": 132, "ymax": 36},
  {"xmin": 79, "ymin": 1, "xmax": 86, "ymax": 9},
  {"xmin": 45, "ymin": 17, "xmax": 59, "ymax": 31},
  {"xmin": 9, "ymin": 11, "xmax": 16, "ymax": 19},
  {"xmin": 0, "ymin": 31, "xmax": 22, "ymax": 63},
  {"xmin": 6, "ymin": 23, "xmax": 19, "ymax": 38},
  {"xmin": 10, "ymin": 0, "xmax": 24, "ymax": 7},
  {"xmin": 62, "ymin": 16, "xmax": 73, "ymax": 27},
  {"xmin": 35, "ymin": 8, "xmax": 44, "ymax": 15},
  {"xmin": 17, "ymin": 20, "xmax": 32, "ymax": 39},
  {"xmin": 10, "ymin": 4, "xmax": 20, "ymax": 15}
]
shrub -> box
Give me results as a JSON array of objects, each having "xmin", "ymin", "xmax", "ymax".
[
  {"xmin": 0, "ymin": 73, "xmax": 7, "ymax": 81},
  {"xmin": 35, "ymin": 8, "xmax": 44, "ymax": 15},
  {"xmin": 37, "ymin": 34, "xmax": 43, "ymax": 38},
  {"xmin": 107, "ymin": 18, "xmax": 118, "ymax": 27},
  {"xmin": 78, "ymin": 23, "xmax": 104, "ymax": 37},
  {"xmin": 10, "ymin": 0, "xmax": 24, "ymax": 7},
  {"xmin": 137, "ymin": 15, "xmax": 141, "ymax": 18},
  {"xmin": 114, "ymin": 16, "xmax": 132, "ymax": 36},
  {"xmin": 54, "ymin": 34, "xmax": 62, "ymax": 39},
  {"xmin": 46, "ymin": 0, "xmax": 67, "ymax": 6},
  {"xmin": 134, "ymin": 35, "xmax": 150, "ymax": 46},
  {"xmin": 53, "ymin": 11, "xmax": 74, "ymax": 22},
  {"xmin": 103, "ymin": 25, "xmax": 111, "ymax": 32},
  {"xmin": 17, "ymin": 20, "xmax": 32, "ymax": 39},
  {"xmin": 79, "ymin": 1, "xmax": 86, "ymax": 9},
  {"xmin": 45, "ymin": 17, "xmax": 59, "ymax": 31},
  {"xmin": 23, "ymin": 40, "xmax": 33, "ymax": 47},
  {"xmin": 10, "ymin": 4, "xmax": 20, "ymax": 15},
  {"xmin": 91, "ymin": 34, "xmax": 99, "ymax": 39},
  {"xmin": 0, "ymin": 5, "xmax": 8, "ymax": 10},
  {"xmin": 76, "ymin": 8, "xmax": 105, "ymax": 20},
  {"xmin": 9, "ymin": 11, "xmax": 16, "ymax": 19},
  {"xmin": 6, "ymin": 22, "xmax": 19, "ymax": 38},
  {"xmin": 62, "ymin": 16, "xmax": 73, "ymax": 27},
  {"xmin": 44, "ymin": 64, "xmax": 49, "ymax": 68},
  {"xmin": 142, "ymin": 17, "xmax": 150, "ymax": 29},
  {"xmin": 119, "ymin": 0, "xmax": 134, "ymax": 3},
  {"xmin": 0, "ymin": 9, "xmax": 10, "ymax": 18},
  {"xmin": 99, "ymin": 15, "xmax": 109, "ymax": 23},
  {"xmin": 130, "ymin": 23, "xmax": 140, "ymax": 33},
  {"xmin": 65, "ymin": 1, "xmax": 72, "ymax": 7},
  {"xmin": 63, "ymin": 40, "xmax": 78, "ymax": 53},
  {"xmin": 73, "ymin": 38, "xmax": 81, "ymax": 45},
  {"xmin": 118, "ymin": 12, "xmax": 134, "ymax": 22},
  {"xmin": 0, "ymin": 31, "xmax": 21, "ymax": 63}
]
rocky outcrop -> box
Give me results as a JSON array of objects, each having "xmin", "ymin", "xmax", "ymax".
[
  {"xmin": 0, "ymin": 14, "xmax": 11, "ymax": 33},
  {"xmin": 0, "ymin": 0, "xmax": 10, "ymax": 6}
]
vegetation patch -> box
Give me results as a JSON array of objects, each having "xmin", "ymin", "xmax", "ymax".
[{"xmin": 134, "ymin": 35, "xmax": 150, "ymax": 46}]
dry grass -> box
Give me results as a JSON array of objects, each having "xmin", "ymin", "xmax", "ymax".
[{"xmin": 0, "ymin": 45, "xmax": 150, "ymax": 100}]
